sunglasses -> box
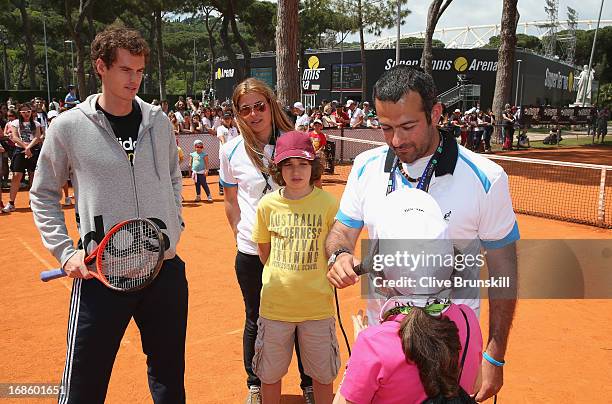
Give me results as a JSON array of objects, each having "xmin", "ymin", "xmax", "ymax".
[
  {"xmin": 238, "ymin": 101, "xmax": 267, "ymax": 117},
  {"xmin": 20, "ymin": 110, "xmax": 32, "ymax": 113},
  {"xmin": 195, "ymin": 145, "xmax": 203, "ymax": 148}
]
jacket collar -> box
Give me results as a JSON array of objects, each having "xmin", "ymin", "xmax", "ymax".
[{"xmin": 435, "ymin": 128, "xmax": 458, "ymax": 177}]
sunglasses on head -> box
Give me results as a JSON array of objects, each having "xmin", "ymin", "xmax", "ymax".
[{"xmin": 238, "ymin": 101, "xmax": 267, "ymax": 117}]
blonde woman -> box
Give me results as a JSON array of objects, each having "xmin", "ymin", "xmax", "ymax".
[{"xmin": 219, "ymin": 78, "xmax": 315, "ymax": 404}]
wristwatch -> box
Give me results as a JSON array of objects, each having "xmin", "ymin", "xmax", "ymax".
[{"xmin": 327, "ymin": 247, "xmax": 351, "ymax": 267}]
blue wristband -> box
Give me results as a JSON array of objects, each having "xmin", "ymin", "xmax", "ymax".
[{"xmin": 483, "ymin": 352, "xmax": 505, "ymax": 367}]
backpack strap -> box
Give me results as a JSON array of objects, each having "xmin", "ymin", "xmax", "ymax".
[{"xmin": 457, "ymin": 307, "xmax": 471, "ymax": 382}]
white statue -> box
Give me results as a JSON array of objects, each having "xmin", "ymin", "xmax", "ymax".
[{"xmin": 575, "ymin": 65, "xmax": 594, "ymax": 106}]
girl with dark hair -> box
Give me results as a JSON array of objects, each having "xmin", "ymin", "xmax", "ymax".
[
  {"xmin": 334, "ymin": 299, "xmax": 482, "ymax": 404},
  {"xmin": 2, "ymin": 102, "xmax": 42, "ymax": 212}
]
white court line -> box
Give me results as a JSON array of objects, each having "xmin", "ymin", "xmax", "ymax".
[
  {"xmin": 226, "ymin": 328, "xmax": 242, "ymax": 335},
  {"xmin": 16, "ymin": 237, "xmax": 71, "ymax": 291}
]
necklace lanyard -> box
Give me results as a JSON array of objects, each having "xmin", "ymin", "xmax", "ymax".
[
  {"xmin": 260, "ymin": 128, "xmax": 279, "ymax": 196},
  {"xmin": 386, "ymin": 134, "xmax": 444, "ymax": 196}
]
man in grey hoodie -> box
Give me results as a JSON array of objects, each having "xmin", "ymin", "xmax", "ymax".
[{"xmin": 30, "ymin": 27, "xmax": 187, "ymax": 404}]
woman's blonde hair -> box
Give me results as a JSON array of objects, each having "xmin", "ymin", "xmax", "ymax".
[{"xmin": 232, "ymin": 78, "xmax": 294, "ymax": 173}]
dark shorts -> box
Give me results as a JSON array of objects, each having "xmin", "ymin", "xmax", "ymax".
[
  {"xmin": 597, "ymin": 124, "xmax": 608, "ymax": 135},
  {"xmin": 11, "ymin": 148, "xmax": 39, "ymax": 173}
]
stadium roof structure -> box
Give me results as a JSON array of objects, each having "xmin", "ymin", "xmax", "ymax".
[{"xmin": 366, "ymin": 19, "xmax": 612, "ymax": 49}]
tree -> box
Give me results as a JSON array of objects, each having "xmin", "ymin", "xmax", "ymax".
[
  {"xmin": 400, "ymin": 37, "xmax": 445, "ymax": 48},
  {"xmin": 200, "ymin": 5, "xmax": 220, "ymax": 89},
  {"xmin": 597, "ymin": 82, "xmax": 612, "ymax": 108},
  {"xmin": 421, "ymin": 0, "xmax": 453, "ymax": 76},
  {"xmin": 492, "ymin": 0, "xmax": 518, "ymax": 125},
  {"xmin": 240, "ymin": 1, "xmax": 276, "ymax": 52},
  {"xmin": 352, "ymin": 0, "xmax": 410, "ymax": 101},
  {"xmin": 485, "ymin": 33, "xmax": 540, "ymax": 51},
  {"xmin": 212, "ymin": 0, "xmax": 252, "ymax": 82},
  {"xmin": 276, "ymin": 0, "xmax": 299, "ymax": 107},
  {"xmin": 154, "ymin": 4, "xmax": 167, "ymax": 99},
  {"xmin": 64, "ymin": 0, "xmax": 98, "ymax": 100},
  {"xmin": 11, "ymin": 0, "xmax": 37, "ymax": 89}
]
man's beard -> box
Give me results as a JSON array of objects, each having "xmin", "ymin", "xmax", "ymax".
[{"xmin": 395, "ymin": 127, "xmax": 438, "ymax": 164}]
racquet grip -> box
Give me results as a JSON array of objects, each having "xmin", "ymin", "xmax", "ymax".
[
  {"xmin": 40, "ymin": 269, "xmax": 67, "ymax": 282},
  {"xmin": 353, "ymin": 264, "xmax": 369, "ymax": 276}
]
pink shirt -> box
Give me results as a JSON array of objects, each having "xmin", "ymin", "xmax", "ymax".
[{"xmin": 340, "ymin": 304, "xmax": 482, "ymax": 404}]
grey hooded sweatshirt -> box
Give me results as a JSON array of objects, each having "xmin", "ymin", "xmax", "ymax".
[{"xmin": 30, "ymin": 94, "xmax": 184, "ymax": 268}]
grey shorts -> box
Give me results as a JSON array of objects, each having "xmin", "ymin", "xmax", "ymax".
[{"xmin": 252, "ymin": 317, "xmax": 341, "ymax": 384}]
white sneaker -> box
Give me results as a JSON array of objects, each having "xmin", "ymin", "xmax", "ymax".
[
  {"xmin": 64, "ymin": 196, "xmax": 72, "ymax": 205},
  {"xmin": 194, "ymin": 195, "xmax": 201, "ymax": 202},
  {"xmin": 207, "ymin": 196, "xmax": 213, "ymax": 202},
  {"xmin": 2, "ymin": 203, "xmax": 15, "ymax": 213},
  {"xmin": 245, "ymin": 386, "xmax": 261, "ymax": 404}
]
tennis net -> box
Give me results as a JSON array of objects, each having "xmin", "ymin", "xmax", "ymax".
[{"xmin": 322, "ymin": 130, "xmax": 612, "ymax": 229}]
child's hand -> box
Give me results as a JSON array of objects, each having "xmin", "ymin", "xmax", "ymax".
[{"xmin": 351, "ymin": 309, "xmax": 368, "ymax": 340}]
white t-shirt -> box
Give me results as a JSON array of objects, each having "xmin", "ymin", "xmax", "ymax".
[
  {"xmin": 337, "ymin": 139, "xmax": 519, "ymax": 320},
  {"xmin": 219, "ymin": 135, "xmax": 280, "ymax": 254},
  {"xmin": 295, "ymin": 113, "xmax": 310, "ymax": 130},
  {"xmin": 217, "ymin": 125, "xmax": 238, "ymax": 145},
  {"xmin": 36, "ymin": 112, "xmax": 48, "ymax": 129},
  {"xmin": 212, "ymin": 116, "xmax": 222, "ymax": 130},
  {"xmin": 10, "ymin": 119, "xmax": 41, "ymax": 146},
  {"xmin": 202, "ymin": 116, "xmax": 213, "ymax": 131},
  {"xmin": 350, "ymin": 108, "xmax": 365, "ymax": 127},
  {"xmin": 174, "ymin": 111, "xmax": 185, "ymax": 124}
]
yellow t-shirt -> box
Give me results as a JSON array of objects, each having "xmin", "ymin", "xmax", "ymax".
[{"xmin": 252, "ymin": 187, "xmax": 339, "ymax": 322}]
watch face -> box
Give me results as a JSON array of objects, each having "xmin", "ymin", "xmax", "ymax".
[{"xmin": 328, "ymin": 249, "xmax": 349, "ymax": 266}]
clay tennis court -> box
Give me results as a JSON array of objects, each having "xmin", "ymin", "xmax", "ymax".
[{"xmin": 1, "ymin": 147, "xmax": 611, "ymax": 403}]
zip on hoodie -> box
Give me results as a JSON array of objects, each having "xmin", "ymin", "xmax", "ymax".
[{"xmin": 95, "ymin": 111, "xmax": 148, "ymax": 218}]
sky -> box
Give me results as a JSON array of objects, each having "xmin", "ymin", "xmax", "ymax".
[
  {"xmin": 265, "ymin": 0, "xmax": 611, "ymax": 45},
  {"xmin": 353, "ymin": 0, "xmax": 611, "ymax": 44}
]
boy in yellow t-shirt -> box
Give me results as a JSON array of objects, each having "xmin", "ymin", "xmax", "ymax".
[{"xmin": 252, "ymin": 131, "xmax": 340, "ymax": 404}]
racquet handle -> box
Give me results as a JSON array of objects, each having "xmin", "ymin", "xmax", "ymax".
[
  {"xmin": 41, "ymin": 269, "xmax": 67, "ymax": 282},
  {"xmin": 353, "ymin": 264, "xmax": 369, "ymax": 276}
]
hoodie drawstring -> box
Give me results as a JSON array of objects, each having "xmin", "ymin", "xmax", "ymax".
[{"xmin": 150, "ymin": 129, "xmax": 161, "ymax": 181}]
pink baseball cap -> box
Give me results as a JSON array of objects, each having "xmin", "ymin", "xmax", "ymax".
[{"xmin": 273, "ymin": 131, "xmax": 315, "ymax": 164}]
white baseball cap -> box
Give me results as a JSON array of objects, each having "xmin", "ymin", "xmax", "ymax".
[
  {"xmin": 345, "ymin": 99, "xmax": 355, "ymax": 107},
  {"xmin": 293, "ymin": 102, "xmax": 305, "ymax": 111},
  {"xmin": 47, "ymin": 110, "xmax": 59, "ymax": 119},
  {"xmin": 193, "ymin": 139, "xmax": 204, "ymax": 146},
  {"xmin": 454, "ymin": 108, "xmax": 461, "ymax": 113},
  {"xmin": 372, "ymin": 188, "xmax": 454, "ymax": 318}
]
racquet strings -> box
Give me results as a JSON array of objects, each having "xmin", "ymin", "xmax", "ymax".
[{"xmin": 100, "ymin": 220, "xmax": 162, "ymax": 290}]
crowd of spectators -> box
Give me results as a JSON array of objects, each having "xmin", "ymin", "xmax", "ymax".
[
  {"xmin": 438, "ymin": 104, "xmax": 497, "ymax": 153},
  {"xmin": 0, "ymin": 89, "xmax": 81, "ymax": 213},
  {"xmin": 287, "ymin": 99, "xmax": 380, "ymax": 131},
  {"xmin": 3, "ymin": 89, "xmax": 609, "ymax": 213}
]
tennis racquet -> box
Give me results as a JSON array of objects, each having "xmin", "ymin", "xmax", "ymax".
[{"xmin": 40, "ymin": 218, "xmax": 165, "ymax": 292}]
